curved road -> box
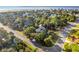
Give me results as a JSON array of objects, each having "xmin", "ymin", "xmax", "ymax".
[{"xmin": 42, "ymin": 19, "xmax": 79, "ymax": 52}]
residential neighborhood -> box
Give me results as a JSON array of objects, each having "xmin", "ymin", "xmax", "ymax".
[{"xmin": 0, "ymin": 6, "xmax": 79, "ymax": 52}]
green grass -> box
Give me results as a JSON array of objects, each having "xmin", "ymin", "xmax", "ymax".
[{"xmin": 23, "ymin": 40, "xmax": 37, "ymax": 52}]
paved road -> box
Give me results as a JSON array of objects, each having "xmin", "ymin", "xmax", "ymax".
[
  {"xmin": 42, "ymin": 21, "xmax": 79, "ymax": 52},
  {"xmin": 0, "ymin": 23, "xmax": 43, "ymax": 52},
  {"xmin": 42, "ymin": 31, "xmax": 65, "ymax": 52},
  {"xmin": 0, "ymin": 22, "xmax": 64, "ymax": 52},
  {"xmin": 0, "ymin": 21, "xmax": 79, "ymax": 52}
]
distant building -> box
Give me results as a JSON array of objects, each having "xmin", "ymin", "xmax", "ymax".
[
  {"xmin": 75, "ymin": 14, "xmax": 79, "ymax": 17},
  {"xmin": 50, "ymin": 14, "xmax": 57, "ymax": 16},
  {"xmin": 23, "ymin": 13, "xmax": 29, "ymax": 17},
  {"xmin": 23, "ymin": 13, "xmax": 33, "ymax": 17}
]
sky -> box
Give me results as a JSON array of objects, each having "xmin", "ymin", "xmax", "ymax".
[{"xmin": 0, "ymin": 6, "xmax": 79, "ymax": 10}]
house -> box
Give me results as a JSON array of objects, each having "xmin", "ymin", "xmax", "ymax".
[
  {"xmin": 36, "ymin": 24, "xmax": 46, "ymax": 33},
  {"xmin": 24, "ymin": 19, "xmax": 33, "ymax": 27},
  {"xmin": 23, "ymin": 13, "xmax": 29, "ymax": 17},
  {"xmin": 23, "ymin": 13, "xmax": 33, "ymax": 17}
]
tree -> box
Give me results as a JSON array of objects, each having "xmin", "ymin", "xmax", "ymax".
[
  {"xmin": 14, "ymin": 18, "xmax": 24, "ymax": 31},
  {"xmin": 39, "ymin": 17, "xmax": 45, "ymax": 24},
  {"xmin": 43, "ymin": 19, "xmax": 50, "ymax": 27},
  {"xmin": 49, "ymin": 16, "xmax": 61, "ymax": 30},
  {"xmin": 50, "ymin": 16, "xmax": 58, "ymax": 26},
  {"xmin": 70, "ymin": 15, "xmax": 76, "ymax": 22},
  {"xmin": 24, "ymin": 26, "xmax": 35, "ymax": 35},
  {"xmin": 44, "ymin": 35, "xmax": 54, "ymax": 47},
  {"xmin": 34, "ymin": 31, "xmax": 46, "ymax": 43}
]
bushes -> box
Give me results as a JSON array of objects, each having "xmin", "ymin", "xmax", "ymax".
[
  {"xmin": 64, "ymin": 42, "xmax": 79, "ymax": 52},
  {"xmin": 71, "ymin": 43, "xmax": 79, "ymax": 52},
  {"xmin": 66, "ymin": 37, "xmax": 72, "ymax": 41},
  {"xmin": 64, "ymin": 42, "xmax": 72, "ymax": 52},
  {"xmin": 64, "ymin": 29, "xmax": 79, "ymax": 52}
]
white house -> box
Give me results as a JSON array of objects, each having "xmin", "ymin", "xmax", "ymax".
[{"xmin": 36, "ymin": 24, "xmax": 46, "ymax": 33}]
